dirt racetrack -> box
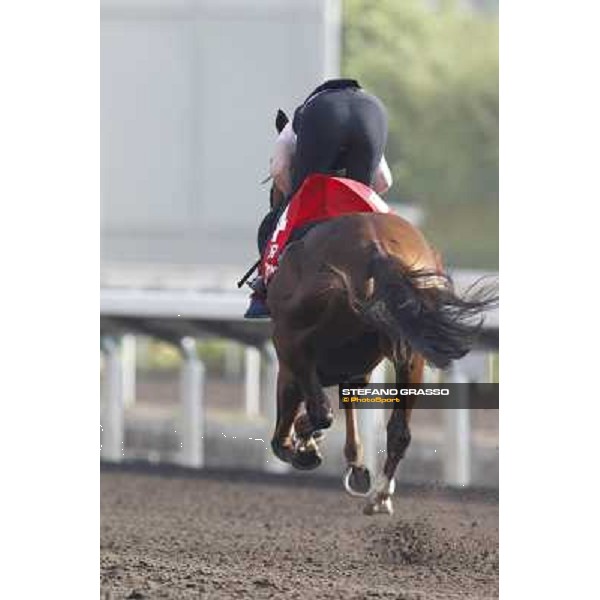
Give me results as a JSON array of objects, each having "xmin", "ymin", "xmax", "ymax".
[{"xmin": 101, "ymin": 465, "xmax": 498, "ymax": 600}]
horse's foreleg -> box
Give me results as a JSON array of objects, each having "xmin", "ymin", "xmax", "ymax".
[{"xmin": 364, "ymin": 354, "xmax": 424, "ymax": 515}]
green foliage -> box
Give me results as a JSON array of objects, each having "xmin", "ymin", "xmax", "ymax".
[
  {"xmin": 136, "ymin": 337, "xmax": 235, "ymax": 375},
  {"xmin": 137, "ymin": 338, "xmax": 181, "ymax": 372},
  {"xmin": 342, "ymin": 0, "xmax": 498, "ymax": 267}
]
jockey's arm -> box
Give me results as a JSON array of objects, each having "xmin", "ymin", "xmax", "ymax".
[
  {"xmin": 269, "ymin": 121, "xmax": 296, "ymax": 196},
  {"xmin": 373, "ymin": 154, "xmax": 393, "ymax": 195}
]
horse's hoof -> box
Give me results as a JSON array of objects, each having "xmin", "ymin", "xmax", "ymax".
[
  {"xmin": 294, "ymin": 414, "xmax": 313, "ymax": 438},
  {"xmin": 312, "ymin": 430, "xmax": 326, "ymax": 443},
  {"xmin": 343, "ymin": 465, "xmax": 371, "ymax": 497},
  {"xmin": 363, "ymin": 496, "xmax": 393, "ymax": 516},
  {"xmin": 291, "ymin": 444, "xmax": 322, "ymax": 471},
  {"xmin": 271, "ymin": 439, "xmax": 294, "ymax": 464},
  {"xmin": 310, "ymin": 409, "xmax": 334, "ymax": 431}
]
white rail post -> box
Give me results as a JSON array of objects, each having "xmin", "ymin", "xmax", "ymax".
[
  {"xmin": 101, "ymin": 336, "xmax": 124, "ymax": 463},
  {"xmin": 121, "ymin": 334, "xmax": 137, "ymax": 408},
  {"xmin": 443, "ymin": 362, "xmax": 471, "ymax": 487},
  {"xmin": 179, "ymin": 337, "xmax": 205, "ymax": 468},
  {"xmin": 487, "ymin": 352, "xmax": 496, "ymax": 383},
  {"xmin": 224, "ymin": 341, "xmax": 242, "ymax": 381},
  {"xmin": 244, "ymin": 346, "xmax": 261, "ymax": 418},
  {"xmin": 360, "ymin": 360, "xmax": 387, "ymax": 474},
  {"xmin": 262, "ymin": 342, "xmax": 288, "ymax": 473}
]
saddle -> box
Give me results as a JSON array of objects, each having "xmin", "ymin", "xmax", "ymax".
[{"xmin": 260, "ymin": 174, "xmax": 392, "ymax": 283}]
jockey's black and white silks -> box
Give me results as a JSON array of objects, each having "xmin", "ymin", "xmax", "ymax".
[{"xmin": 269, "ymin": 79, "xmax": 392, "ymax": 197}]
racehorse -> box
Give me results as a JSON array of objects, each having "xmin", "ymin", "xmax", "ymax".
[{"xmin": 263, "ymin": 114, "xmax": 497, "ymax": 515}]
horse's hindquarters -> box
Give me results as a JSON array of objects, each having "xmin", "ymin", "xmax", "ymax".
[{"xmin": 315, "ymin": 331, "xmax": 383, "ymax": 387}]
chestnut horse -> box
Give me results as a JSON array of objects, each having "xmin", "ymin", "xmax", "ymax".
[
  {"xmin": 264, "ymin": 189, "xmax": 496, "ymax": 515},
  {"xmin": 259, "ymin": 113, "xmax": 495, "ymax": 514}
]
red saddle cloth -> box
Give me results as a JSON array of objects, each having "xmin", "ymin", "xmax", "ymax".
[{"xmin": 260, "ymin": 174, "xmax": 392, "ymax": 283}]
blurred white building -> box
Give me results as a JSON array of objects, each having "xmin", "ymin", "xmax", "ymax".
[{"xmin": 101, "ymin": 0, "xmax": 341, "ymax": 283}]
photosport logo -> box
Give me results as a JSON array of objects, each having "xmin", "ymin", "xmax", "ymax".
[{"xmin": 338, "ymin": 384, "xmax": 499, "ymax": 409}]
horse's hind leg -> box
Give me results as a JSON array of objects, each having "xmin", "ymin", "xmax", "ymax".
[
  {"xmin": 342, "ymin": 374, "xmax": 372, "ymax": 497},
  {"xmin": 270, "ymin": 364, "xmax": 302, "ymax": 464},
  {"xmin": 273, "ymin": 324, "xmax": 333, "ymax": 436},
  {"xmin": 271, "ymin": 361, "xmax": 324, "ymax": 471},
  {"xmin": 292, "ymin": 359, "xmax": 334, "ymax": 435},
  {"xmin": 364, "ymin": 353, "xmax": 424, "ymax": 515},
  {"xmin": 343, "ymin": 405, "xmax": 372, "ymax": 496}
]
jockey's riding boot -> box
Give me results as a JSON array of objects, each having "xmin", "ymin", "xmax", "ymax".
[
  {"xmin": 244, "ymin": 293, "xmax": 270, "ymax": 319},
  {"xmin": 244, "ymin": 276, "xmax": 270, "ymax": 319}
]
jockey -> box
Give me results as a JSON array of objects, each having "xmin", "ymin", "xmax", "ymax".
[{"xmin": 244, "ymin": 78, "xmax": 393, "ymax": 319}]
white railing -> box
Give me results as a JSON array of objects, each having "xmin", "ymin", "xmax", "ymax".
[{"xmin": 101, "ymin": 282, "xmax": 498, "ymax": 486}]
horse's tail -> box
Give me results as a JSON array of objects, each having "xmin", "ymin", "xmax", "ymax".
[{"xmin": 358, "ymin": 249, "xmax": 498, "ymax": 369}]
